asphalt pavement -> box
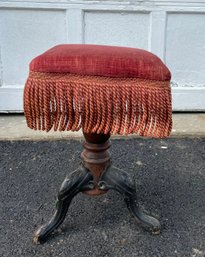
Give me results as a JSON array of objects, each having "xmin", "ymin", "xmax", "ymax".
[{"xmin": 0, "ymin": 138, "xmax": 205, "ymax": 257}]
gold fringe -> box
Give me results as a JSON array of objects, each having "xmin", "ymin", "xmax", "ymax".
[{"xmin": 24, "ymin": 71, "xmax": 172, "ymax": 138}]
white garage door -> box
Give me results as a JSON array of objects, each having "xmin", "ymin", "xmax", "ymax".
[{"xmin": 0, "ymin": 0, "xmax": 205, "ymax": 112}]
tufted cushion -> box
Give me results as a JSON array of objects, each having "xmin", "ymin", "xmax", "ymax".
[{"xmin": 30, "ymin": 44, "xmax": 171, "ymax": 81}]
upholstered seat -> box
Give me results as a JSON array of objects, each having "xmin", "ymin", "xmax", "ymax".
[
  {"xmin": 30, "ymin": 44, "xmax": 171, "ymax": 81},
  {"xmin": 24, "ymin": 44, "xmax": 172, "ymax": 137}
]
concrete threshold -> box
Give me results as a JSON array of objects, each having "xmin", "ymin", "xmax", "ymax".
[{"xmin": 0, "ymin": 113, "xmax": 205, "ymax": 140}]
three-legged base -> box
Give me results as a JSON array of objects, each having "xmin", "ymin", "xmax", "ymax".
[{"xmin": 34, "ymin": 164, "xmax": 160, "ymax": 244}]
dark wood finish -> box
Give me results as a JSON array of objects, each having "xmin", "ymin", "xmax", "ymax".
[
  {"xmin": 33, "ymin": 132, "xmax": 161, "ymax": 244},
  {"xmin": 33, "ymin": 165, "xmax": 93, "ymax": 244}
]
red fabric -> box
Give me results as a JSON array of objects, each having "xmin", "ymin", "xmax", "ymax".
[{"xmin": 30, "ymin": 44, "xmax": 171, "ymax": 81}]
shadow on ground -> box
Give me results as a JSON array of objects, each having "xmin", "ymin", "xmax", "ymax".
[{"xmin": 0, "ymin": 138, "xmax": 205, "ymax": 257}]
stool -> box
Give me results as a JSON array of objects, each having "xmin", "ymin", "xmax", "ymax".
[{"xmin": 23, "ymin": 44, "xmax": 172, "ymax": 244}]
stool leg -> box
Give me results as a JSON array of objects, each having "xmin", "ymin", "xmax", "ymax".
[
  {"xmin": 33, "ymin": 165, "xmax": 93, "ymax": 244},
  {"xmin": 99, "ymin": 166, "xmax": 161, "ymax": 234}
]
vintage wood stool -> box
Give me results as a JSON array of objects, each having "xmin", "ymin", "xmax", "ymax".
[{"xmin": 23, "ymin": 44, "xmax": 172, "ymax": 244}]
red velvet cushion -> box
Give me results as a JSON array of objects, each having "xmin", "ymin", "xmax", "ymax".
[{"xmin": 30, "ymin": 44, "xmax": 171, "ymax": 81}]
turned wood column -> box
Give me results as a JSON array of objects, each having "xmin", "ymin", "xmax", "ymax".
[{"xmin": 81, "ymin": 133, "xmax": 111, "ymax": 196}]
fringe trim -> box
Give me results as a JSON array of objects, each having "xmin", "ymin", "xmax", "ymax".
[{"xmin": 24, "ymin": 72, "xmax": 172, "ymax": 138}]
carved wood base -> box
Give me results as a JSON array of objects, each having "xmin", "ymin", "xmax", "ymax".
[
  {"xmin": 33, "ymin": 133, "xmax": 161, "ymax": 244},
  {"xmin": 81, "ymin": 133, "xmax": 111, "ymax": 195}
]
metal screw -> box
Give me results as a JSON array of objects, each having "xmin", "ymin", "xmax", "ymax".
[
  {"xmin": 99, "ymin": 182, "xmax": 106, "ymax": 190},
  {"xmin": 88, "ymin": 182, "xmax": 95, "ymax": 190}
]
